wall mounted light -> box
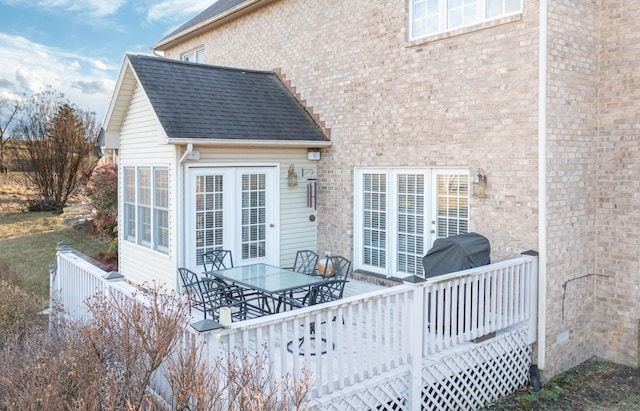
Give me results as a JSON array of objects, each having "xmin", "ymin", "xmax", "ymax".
[
  {"xmin": 472, "ymin": 168, "xmax": 487, "ymax": 198},
  {"xmin": 287, "ymin": 164, "xmax": 298, "ymax": 187}
]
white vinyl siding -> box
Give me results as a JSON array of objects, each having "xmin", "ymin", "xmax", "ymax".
[
  {"xmin": 355, "ymin": 169, "xmax": 469, "ymax": 278},
  {"xmin": 410, "ymin": 0, "xmax": 522, "ymax": 40},
  {"xmin": 187, "ymin": 147, "xmax": 317, "ymax": 269},
  {"xmin": 117, "ymin": 83, "xmax": 176, "ymax": 288}
]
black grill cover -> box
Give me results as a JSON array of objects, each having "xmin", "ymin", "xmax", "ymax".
[{"xmin": 423, "ymin": 232, "xmax": 491, "ymax": 278}]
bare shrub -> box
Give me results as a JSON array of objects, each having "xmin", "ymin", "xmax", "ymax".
[
  {"xmin": 84, "ymin": 163, "xmax": 118, "ymax": 240},
  {"xmin": 81, "ymin": 284, "xmax": 192, "ymax": 410},
  {"xmin": 0, "ymin": 281, "xmax": 313, "ymax": 410},
  {"xmin": 14, "ymin": 88, "xmax": 100, "ymax": 211},
  {"xmin": 165, "ymin": 344, "xmax": 313, "ymax": 411},
  {"xmin": 0, "ymin": 261, "xmax": 46, "ymax": 345},
  {"xmin": 165, "ymin": 339, "xmax": 227, "ymax": 410}
]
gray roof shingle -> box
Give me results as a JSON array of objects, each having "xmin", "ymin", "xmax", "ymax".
[
  {"xmin": 161, "ymin": 0, "xmax": 248, "ymax": 44},
  {"xmin": 127, "ymin": 54, "xmax": 328, "ymax": 142}
]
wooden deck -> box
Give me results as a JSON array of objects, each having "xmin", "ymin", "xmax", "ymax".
[{"xmin": 54, "ymin": 249, "xmax": 538, "ymax": 411}]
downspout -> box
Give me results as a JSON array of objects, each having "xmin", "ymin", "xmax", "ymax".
[
  {"xmin": 179, "ymin": 143, "xmax": 193, "ymax": 165},
  {"xmin": 537, "ymin": 0, "xmax": 548, "ymax": 371},
  {"xmin": 176, "ymin": 143, "xmax": 193, "ymax": 290}
]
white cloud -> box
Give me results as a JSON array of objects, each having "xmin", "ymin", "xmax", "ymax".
[
  {"xmin": 90, "ymin": 59, "xmax": 109, "ymax": 71},
  {"xmin": 146, "ymin": 0, "xmax": 213, "ymax": 23},
  {"xmin": 0, "ymin": 33, "xmax": 115, "ymax": 119},
  {"xmin": 1, "ymin": 0, "xmax": 127, "ymax": 17}
]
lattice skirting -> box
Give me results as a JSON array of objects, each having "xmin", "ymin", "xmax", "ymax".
[
  {"xmin": 422, "ymin": 327, "xmax": 531, "ymax": 410},
  {"xmin": 308, "ymin": 368, "xmax": 410, "ymax": 411},
  {"xmin": 309, "ymin": 327, "xmax": 531, "ymax": 411}
]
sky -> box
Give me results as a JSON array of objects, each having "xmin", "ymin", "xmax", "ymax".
[{"xmin": 0, "ymin": 0, "xmax": 215, "ymax": 123}]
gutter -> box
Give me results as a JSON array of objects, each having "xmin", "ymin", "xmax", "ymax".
[
  {"xmin": 167, "ymin": 138, "xmax": 332, "ymax": 148},
  {"xmin": 152, "ymin": 0, "xmax": 274, "ymax": 51},
  {"xmin": 537, "ymin": 0, "xmax": 548, "ymax": 371}
]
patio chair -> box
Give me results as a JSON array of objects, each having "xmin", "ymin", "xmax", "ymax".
[
  {"xmin": 280, "ymin": 278, "xmax": 348, "ymax": 355},
  {"xmin": 178, "ymin": 267, "xmax": 225, "ymax": 320},
  {"xmin": 201, "ymin": 249, "xmax": 234, "ymax": 271},
  {"xmin": 292, "ymin": 250, "xmax": 319, "ymax": 275},
  {"xmin": 179, "ymin": 267, "xmax": 263, "ymax": 321},
  {"xmin": 318, "ymin": 255, "xmax": 351, "ymax": 281}
]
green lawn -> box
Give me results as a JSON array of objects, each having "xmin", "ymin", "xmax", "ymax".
[{"xmin": 0, "ymin": 211, "xmax": 110, "ymax": 298}]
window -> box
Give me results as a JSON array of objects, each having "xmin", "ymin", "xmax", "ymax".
[
  {"xmin": 355, "ymin": 169, "xmax": 469, "ymax": 278},
  {"xmin": 410, "ymin": 0, "xmax": 522, "ymax": 40},
  {"xmin": 181, "ymin": 48, "xmax": 204, "ymax": 63},
  {"xmin": 122, "ymin": 166, "xmax": 169, "ymax": 254}
]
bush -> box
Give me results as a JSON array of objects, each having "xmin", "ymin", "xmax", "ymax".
[
  {"xmin": 0, "ymin": 261, "xmax": 45, "ymax": 345},
  {"xmin": 84, "ymin": 163, "xmax": 117, "ymax": 240},
  {"xmin": 0, "ymin": 283, "xmax": 313, "ymax": 410}
]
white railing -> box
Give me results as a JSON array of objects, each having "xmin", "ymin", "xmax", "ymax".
[
  {"xmin": 421, "ymin": 254, "xmax": 538, "ymax": 355},
  {"xmin": 51, "ymin": 248, "xmax": 538, "ymax": 410},
  {"xmin": 50, "ymin": 246, "xmax": 139, "ymax": 322}
]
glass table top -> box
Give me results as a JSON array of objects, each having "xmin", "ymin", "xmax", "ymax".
[{"xmin": 207, "ymin": 263, "xmax": 327, "ymax": 294}]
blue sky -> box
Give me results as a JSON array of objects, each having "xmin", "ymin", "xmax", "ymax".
[{"xmin": 0, "ymin": 0, "xmax": 214, "ymax": 122}]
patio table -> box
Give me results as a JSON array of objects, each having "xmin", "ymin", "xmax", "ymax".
[{"xmin": 206, "ymin": 263, "xmax": 328, "ymax": 314}]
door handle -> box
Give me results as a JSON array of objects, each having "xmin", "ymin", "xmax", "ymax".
[{"xmin": 270, "ymin": 224, "xmax": 275, "ymax": 228}]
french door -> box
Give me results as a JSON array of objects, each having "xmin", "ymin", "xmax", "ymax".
[
  {"xmin": 354, "ymin": 168, "xmax": 469, "ymax": 278},
  {"xmin": 188, "ymin": 167, "xmax": 277, "ymax": 271}
]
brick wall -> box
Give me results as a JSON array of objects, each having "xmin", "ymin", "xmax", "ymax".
[
  {"xmin": 159, "ymin": 0, "xmax": 640, "ymax": 376},
  {"xmin": 542, "ymin": 0, "xmax": 600, "ymax": 376},
  {"xmin": 163, "ymin": 0, "xmax": 540, "ymax": 261},
  {"xmin": 594, "ymin": 0, "xmax": 640, "ymax": 366}
]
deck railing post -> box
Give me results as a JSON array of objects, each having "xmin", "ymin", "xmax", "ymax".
[
  {"xmin": 521, "ymin": 250, "xmax": 539, "ymax": 345},
  {"xmin": 50, "ymin": 244, "xmax": 74, "ymax": 328},
  {"xmin": 403, "ymin": 275, "xmax": 426, "ymax": 411}
]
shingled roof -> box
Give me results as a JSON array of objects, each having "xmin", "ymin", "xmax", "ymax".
[
  {"xmin": 154, "ymin": 0, "xmax": 259, "ymax": 50},
  {"xmin": 125, "ymin": 54, "xmax": 329, "ymax": 143},
  {"xmin": 164, "ymin": 0, "xmax": 246, "ymax": 41}
]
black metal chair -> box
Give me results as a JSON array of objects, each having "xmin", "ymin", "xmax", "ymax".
[
  {"xmin": 201, "ymin": 249, "xmax": 234, "ymax": 271},
  {"xmin": 178, "ymin": 267, "xmax": 265, "ymax": 321},
  {"xmin": 178, "ymin": 267, "xmax": 227, "ymax": 320},
  {"xmin": 279, "ymin": 278, "xmax": 349, "ymax": 355},
  {"xmin": 318, "ymin": 255, "xmax": 351, "ymax": 281},
  {"xmin": 311, "ymin": 278, "xmax": 348, "ymax": 304},
  {"xmin": 292, "ymin": 250, "xmax": 319, "ymax": 275}
]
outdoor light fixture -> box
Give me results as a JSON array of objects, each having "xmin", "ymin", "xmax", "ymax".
[
  {"xmin": 472, "ymin": 168, "xmax": 487, "ymax": 198},
  {"xmin": 287, "ymin": 164, "xmax": 298, "ymax": 187}
]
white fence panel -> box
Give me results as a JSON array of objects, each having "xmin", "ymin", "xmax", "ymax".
[
  {"xmin": 422, "ymin": 255, "xmax": 537, "ymax": 356},
  {"xmin": 52, "ymin": 247, "xmax": 538, "ymax": 410}
]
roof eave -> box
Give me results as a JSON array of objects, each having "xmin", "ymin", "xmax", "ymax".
[
  {"xmin": 166, "ymin": 138, "xmax": 332, "ymax": 148},
  {"xmin": 152, "ymin": 0, "xmax": 274, "ymax": 51}
]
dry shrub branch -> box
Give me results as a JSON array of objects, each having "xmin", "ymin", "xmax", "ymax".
[{"xmin": 0, "ymin": 274, "xmax": 313, "ymax": 410}]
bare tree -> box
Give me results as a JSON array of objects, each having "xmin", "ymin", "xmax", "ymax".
[
  {"xmin": 14, "ymin": 88, "xmax": 99, "ymax": 210},
  {"xmin": 0, "ymin": 97, "xmax": 23, "ymax": 173}
]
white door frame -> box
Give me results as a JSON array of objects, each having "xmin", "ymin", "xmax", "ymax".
[{"xmin": 186, "ymin": 164, "xmax": 279, "ymax": 272}]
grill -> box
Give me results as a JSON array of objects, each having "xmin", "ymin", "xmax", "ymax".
[{"xmin": 422, "ymin": 232, "xmax": 491, "ymax": 278}]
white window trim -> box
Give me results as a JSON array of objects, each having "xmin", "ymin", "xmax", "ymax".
[
  {"xmin": 122, "ymin": 165, "xmax": 169, "ymax": 254},
  {"xmin": 409, "ymin": 0, "xmax": 523, "ymax": 41},
  {"xmin": 180, "ymin": 47, "xmax": 205, "ymax": 63},
  {"xmin": 353, "ymin": 168, "xmax": 469, "ymax": 278}
]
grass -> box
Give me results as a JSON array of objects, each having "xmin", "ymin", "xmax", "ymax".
[
  {"xmin": 0, "ymin": 211, "xmax": 109, "ymax": 298},
  {"xmin": 0, "ymin": 173, "xmax": 110, "ymax": 298}
]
